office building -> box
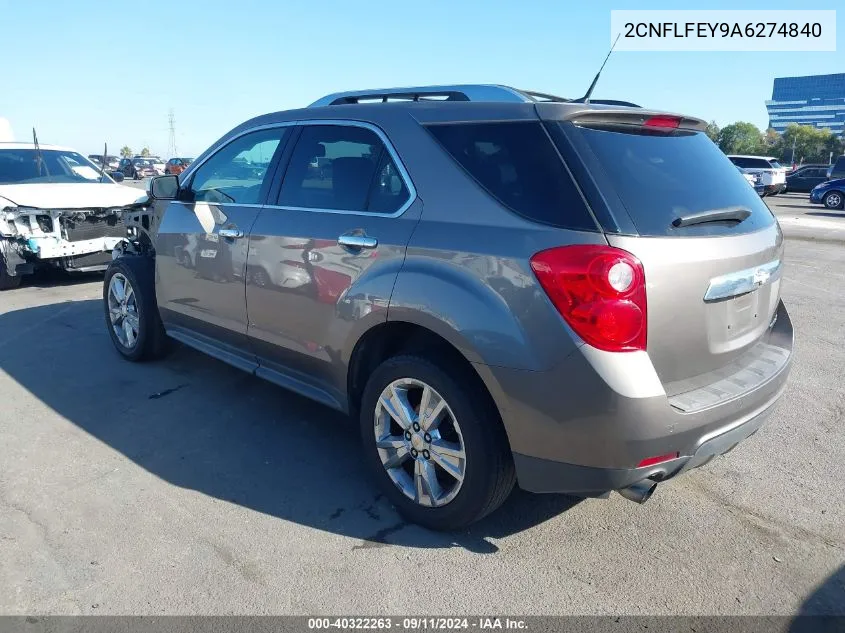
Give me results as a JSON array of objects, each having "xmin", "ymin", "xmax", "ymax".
[{"xmin": 766, "ymin": 73, "xmax": 845, "ymax": 135}]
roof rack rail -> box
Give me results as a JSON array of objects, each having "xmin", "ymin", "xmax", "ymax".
[
  {"xmin": 308, "ymin": 84, "xmax": 533, "ymax": 107},
  {"xmin": 308, "ymin": 84, "xmax": 641, "ymax": 108}
]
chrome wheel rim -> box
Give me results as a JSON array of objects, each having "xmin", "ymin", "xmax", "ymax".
[
  {"xmin": 107, "ymin": 273, "xmax": 140, "ymax": 349},
  {"xmin": 374, "ymin": 378, "xmax": 466, "ymax": 508},
  {"xmin": 826, "ymin": 193, "xmax": 842, "ymax": 208}
]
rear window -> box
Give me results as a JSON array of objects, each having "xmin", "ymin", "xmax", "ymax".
[
  {"xmin": 564, "ymin": 124, "xmax": 775, "ymax": 236},
  {"xmin": 425, "ymin": 122, "xmax": 597, "ymax": 231}
]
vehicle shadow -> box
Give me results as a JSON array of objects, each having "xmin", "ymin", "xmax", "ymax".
[
  {"xmin": 772, "ymin": 204, "xmax": 822, "ymax": 211},
  {"xmin": 19, "ymin": 267, "xmax": 105, "ymax": 288},
  {"xmin": 806, "ymin": 211, "xmax": 845, "ymax": 219},
  {"xmin": 0, "ymin": 299, "xmax": 581, "ymax": 553},
  {"xmin": 790, "ymin": 564, "xmax": 845, "ymax": 631}
]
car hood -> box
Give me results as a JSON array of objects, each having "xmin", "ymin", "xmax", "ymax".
[
  {"xmin": 0, "ymin": 183, "xmax": 147, "ymax": 209},
  {"xmin": 823, "ymin": 178, "xmax": 845, "ymax": 188}
]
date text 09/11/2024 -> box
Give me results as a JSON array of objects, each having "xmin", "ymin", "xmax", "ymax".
[{"xmin": 307, "ymin": 617, "xmax": 527, "ymax": 630}]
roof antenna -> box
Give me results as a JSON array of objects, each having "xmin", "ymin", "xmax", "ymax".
[
  {"xmin": 573, "ymin": 33, "xmax": 621, "ymax": 104},
  {"xmin": 32, "ymin": 127, "xmax": 48, "ymax": 177},
  {"xmin": 98, "ymin": 142, "xmax": 108, "ymax": 182}
]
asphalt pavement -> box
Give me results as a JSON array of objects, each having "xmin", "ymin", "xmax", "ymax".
[{"xmin": 0, "ymin": 191, "xmax": 843, "ymax": 616}]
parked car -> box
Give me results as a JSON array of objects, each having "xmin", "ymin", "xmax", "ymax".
[
  {"xmin": 119, "ymin": 157, "xmax": 162, "ymax": 180},
  {"xmin": 165, "ymin": 157, "xmax": 194, "ymax": 175},
  {"xmin": 102, "ymin": 84, "xmax": 794, "ymax": 530},
  {"xmin": 809, "ymin": 178, "xmax": 845, "ymax": 209},
  {"xmin": 826, "ymin": 155, "xmax": 845, "ymax": 180},
  {"xmin": 88, "ymin": 154, "xmax": 120, "ymax": 171},
  {"xmin": 0, "ymin": 142, "xmax": 143, "ymax": 289},
  {"xmin": 735, "ymin": 165, "xmax": 765, "ymax": 197},
  {"xmin": 785, "ymin": 164, "xmax": 830, "ymax": 192},
  {"xmin": 727, "ymin": 155, "xmax": 787, "ymax": 196},
  {"xmin": 149, "ymin": 156, "xmax": 167, "ymax": 174}
]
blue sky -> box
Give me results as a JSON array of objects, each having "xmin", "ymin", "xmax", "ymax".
[{"xmin": 1, "ymin": 0, "xmax": 842, "ymax": 157}]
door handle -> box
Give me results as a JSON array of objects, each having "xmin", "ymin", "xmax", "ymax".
[
  {"xmin": 219, "ymin": 228, "xmax": 244, "ymax": 239},
  {"xmin": 338, "ymin": 234, "xmax": 378, "ymax": 249}
]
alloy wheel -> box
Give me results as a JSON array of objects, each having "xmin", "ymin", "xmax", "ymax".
[
  {"xmin": 825, "ymin": 192, "xmax": 842, "ymax": 209},
  {"xmin": 374, "ymin": 378, "xmax": 467, "ymax": 508},
  {"xmin": 107, "ymin": 273, "xmax": 140, "ymax": 349}
]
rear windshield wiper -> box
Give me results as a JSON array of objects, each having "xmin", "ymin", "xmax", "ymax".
[{"xmin": 671, "ymin": 207, "xmax": 751, "ymax": 228}]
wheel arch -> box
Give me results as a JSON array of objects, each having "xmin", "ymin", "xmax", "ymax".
[{"xmin": 346, "ymin": 320, "xmax": 509, "ymax": 442}]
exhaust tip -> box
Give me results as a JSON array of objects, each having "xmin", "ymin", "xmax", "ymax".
[{"xmin": 617, "ymin": 480, "xmax": 658, "ymax": 504}]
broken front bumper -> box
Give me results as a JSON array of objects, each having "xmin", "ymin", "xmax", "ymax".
[{"xmin": 1, "ymin": 209, "xmax": 128, "ymax": 272}]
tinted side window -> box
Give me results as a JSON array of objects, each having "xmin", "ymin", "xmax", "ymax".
[
  {"xmin": 189, "ymin": 127, "xmax": 286, "ymax": 204},
  {"xmin": 426, "ymin": 122, "xmax": 595, "ymax": 230},
  {"xmin": 278, "ymin": 125, "xmax": 408, "ymax": 213}
]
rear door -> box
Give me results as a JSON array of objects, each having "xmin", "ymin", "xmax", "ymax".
[
  {"xmin": 547, "ymin": 115, "xmax": 783, "ymax": 389},
  {"xmin": 154, "ymin": 126, "xmax": 290, "ymax": 365},
  {"xmin": 245, "ymin": 122, "xmax": 421, "ymax": 405}
]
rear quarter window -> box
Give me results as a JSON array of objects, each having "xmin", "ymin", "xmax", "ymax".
[
  {"xmin": 425, "ymin": 121, "xmax": 597, "ymax": 231},
  {"xmin": 561, "ymin": 123, "xmax": 775, "ymax": 237}
]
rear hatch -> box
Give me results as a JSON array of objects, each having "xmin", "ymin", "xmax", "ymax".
[{"xmin": 541, "ymin": 108, "xmax": 784, "ymax": 388}]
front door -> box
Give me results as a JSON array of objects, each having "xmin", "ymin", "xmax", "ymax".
[
  {"xmin": 245, "ymin": 123, "xmax": 420, "ymax": 406},
  {"xmin": 155, "ymin": 126, "xmax": 290, "ymax": 363}
]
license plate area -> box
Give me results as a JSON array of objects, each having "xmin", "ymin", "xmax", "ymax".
[{"xmin": 725, "ymin": 291, "xmax": 760, "ymax": 337}]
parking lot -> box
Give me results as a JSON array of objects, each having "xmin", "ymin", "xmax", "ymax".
[{"xmin": 0, "ymin": 192, "xmax": 843, "ymax": 615}]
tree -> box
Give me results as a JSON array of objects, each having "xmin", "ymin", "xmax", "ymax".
[
  {"xmin": 704, "ymin": 120, "xmax": 720, "ymax": 143},
  {"xmin": 120, "ymin": 146, "xmax": 132, "ymax": 157},
  {"xmin": 140, "ymin": 147, "xmax": 151, "ymax": 157},
  {"xmin": 764, "ymin": 128, "xmax": 780, "ymax": 152},
  {"xmin": 778, "ymin": 124, "xmax": 838, "ymax": 164},
  {"xmin": 717, "ymin": 122, "xmax": 765, "ymax": 155}
]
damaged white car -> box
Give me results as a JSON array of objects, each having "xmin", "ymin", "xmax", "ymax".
[{"xmin": 0, "ymin": 143, "xmax": 145, "ymax": 289}]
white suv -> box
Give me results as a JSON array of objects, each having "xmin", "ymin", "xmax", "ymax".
[{"xmin": 727, "ymin": 155, "xmax": 787, "ymax": 196}]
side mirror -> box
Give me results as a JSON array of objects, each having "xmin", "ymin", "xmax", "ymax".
[
  {"xmin": 149, "ymin": 174, "xmax": 179, "ymax": 200},
  {"xmin": 110, "ymin": 171, "xmax": 125, "ymax": 182}
]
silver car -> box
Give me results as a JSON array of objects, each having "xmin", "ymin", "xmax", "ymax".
[{"xmin": 102, "ymin": 85, "xmax": 794, "ymax": 530}]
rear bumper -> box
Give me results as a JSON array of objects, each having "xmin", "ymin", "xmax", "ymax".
[
  {"xmin": 763, "ymin": 183, "xmax": 786, "ymax": 195},
  {"xmin": 482, "ymin": 301, "xmax": 794, "ymax": 495},
  {"xmin": 513, "ymin": 385, "xmax": 776, "ymax": 495}
]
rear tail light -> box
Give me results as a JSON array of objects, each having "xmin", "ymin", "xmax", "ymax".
[
  {"xmin": 643, "ymin": 115, "xmax": 681, "ymax": 129},
  {"xmin": 530, "ymin": 245, "xmax": 647, "ymax": 352}
]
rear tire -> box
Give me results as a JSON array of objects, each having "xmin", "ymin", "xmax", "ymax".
[
  {"xmin": 0, "ymin": 256, "xmax": 22, "ymax": 290},
  {"xmin": 823, "ymin": 191, "xmax": 844, "ymax": 210},
  {"xmin": 359, "ymin": 354, "xmax": 515, "ymax": 531},
  {"xmin": 103, "ymin": 256, "xmax": 169, "ymax": 361}
]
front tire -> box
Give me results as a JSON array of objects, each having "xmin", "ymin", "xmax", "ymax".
[
  {"xmin": 103, "ymin": 257, "xmax": 169, "ymax": 361},
  {"xmin": 0, "ymin": 256, "xmax": 22, "ymax": 290},
  {"xmin": 359, "ymin": 355, "xmax": 515, "ymax": 530},
  {"xmin": 823, "ymin": 191, "xmax": 844, "ymax": 210}
]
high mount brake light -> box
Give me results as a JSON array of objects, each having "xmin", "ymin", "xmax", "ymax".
[
  {"xmin": 530, "ymin": 245, "xmax": 647, "ymax": 352},
  {"xmin": 643, "ymin": 116, "xmax": 681, "ymax": 129}
]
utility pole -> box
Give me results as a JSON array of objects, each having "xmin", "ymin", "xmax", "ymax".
[
  {"xmin": 790, "ymin": 136, "xmax": 797, "ymax": 165},
  {"xmin": 167, "ymin": 109, "xmax": 177, "ymax": 158}
]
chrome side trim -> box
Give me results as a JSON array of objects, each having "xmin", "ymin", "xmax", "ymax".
[
  {"xmin": 179, "ymin": 119, "xmax": 417, "ymax": 219},
  {"xmin": 704, "ymin": 259, "xmax": 782, "ymax": 302}
]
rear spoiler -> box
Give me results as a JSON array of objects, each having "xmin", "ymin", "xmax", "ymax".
[
  {"xmin": 535, "ymin": 103, "xmax": 707, "ymax": 133},
  {"xmin": 566, "ymin": 110, "xmax": 707, "ymax": 133}
]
